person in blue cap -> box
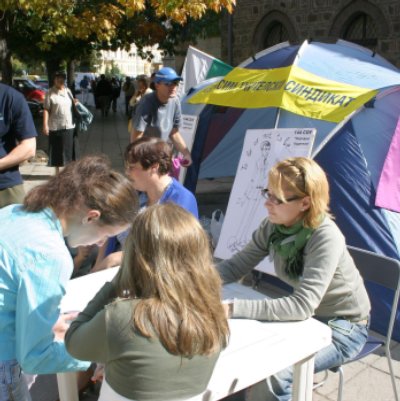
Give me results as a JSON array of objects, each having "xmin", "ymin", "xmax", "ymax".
[{"xmin": 130, "ymin": 67, "xmax": 192, "ymax": 167}]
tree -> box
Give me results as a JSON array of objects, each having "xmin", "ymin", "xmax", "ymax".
[{"xmin": 0, "ymin": 0, "xmax": 235, "ymax": 84}]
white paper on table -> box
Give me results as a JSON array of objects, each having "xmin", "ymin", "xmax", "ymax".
[{"xmin": 60, "ymin": 267, "xmax": 119, "ymax": 313}]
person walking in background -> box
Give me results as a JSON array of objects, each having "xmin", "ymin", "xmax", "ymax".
[
  {"xmin": 219, "ymin": 157, "xmax": 370, "ymax": 401},
  {"xmin": 43, "ymin": 71, "xmax": 75, "ymax": 174},
  {"xmin": 130, "ymin": 67, "xmax": 192, "ymax": 167},
  {"xmin": 79, "ymin": 75, "xmax": 90, "ymax": 105},
  {"xmin": 65, "ymin": 203, "xmax": 229, "ymax": 401},
  {"xmin": 91, "ymin": 78, "xmax": 98, "ymax": 108},
  {"xmin": 95, "ymin": 75, "xmax": 113, "ymax": 117},
  {"xmin": 127, "ymin": 75, "xmax": 152, "ymax": 133},
  {"xmin": 110, "ymin": 77, "xmax": 121, "ymax": 113},
  {"xmin": 0, "ymin": 155, "xmax": 138, "ymax": 401},
  {"xmin": 0, "ymin": 83, "xmax": 37, "ymax": 208},
  {"xmin": 122, "ymin": 77, "xmax": 135, "ymax": 117}
]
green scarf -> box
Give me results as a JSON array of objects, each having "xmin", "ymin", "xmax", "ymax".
[{"xmin": 267, "ymin": 220, "xmax": 314, "ymax": 280}]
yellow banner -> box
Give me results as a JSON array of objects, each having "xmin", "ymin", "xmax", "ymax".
[{"xmin": 188, "ymin": 66, "xmax": 378, "ymax": 123}]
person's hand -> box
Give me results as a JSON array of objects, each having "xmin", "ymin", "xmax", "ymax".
[
  {"xmin": 91, "ymin": 364, "xmax": 105, "ymax": 383},
  {"xmin": 52, "ymin": 312, "xmax": 79, "ymax": 341},
  {"xmin": 180, "ymin": 152, "xmax": 192, "ymax": 167},
  {"xmin": 91, "ymin": 251, "xmax": 122, "ymax": 273},
  {"xmin": 43, "ymin": 125, "xmax": 49, "ymax": 136},
  {"xmin": 222, "ymin": 300, "xmax": 234, "ymax": 319}
]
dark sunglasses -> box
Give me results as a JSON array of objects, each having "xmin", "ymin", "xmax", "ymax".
[
  {"xmin": 259, "ymin": 188, "xmax": 301, "ymax": 205},
  {"xmin": 160, "ymin": 81, "xmax": 180, "ymax": 87}
]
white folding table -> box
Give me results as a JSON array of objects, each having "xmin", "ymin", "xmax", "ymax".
[{"xmin": 58, "ymin": 269, "xmax": 331, "ymax": 401}]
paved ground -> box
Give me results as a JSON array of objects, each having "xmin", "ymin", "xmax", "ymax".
[{"xmin": 22, "ymin": 94, "xmax": 400, "ymax": 401}]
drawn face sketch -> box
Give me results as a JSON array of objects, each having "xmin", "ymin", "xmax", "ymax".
[
  {"xmin": 283, "ymin": 137, "xmax": 291, "ymax": 148},
  {"xmin": 260, "ymin": 140, "xmax": 271, "ymax": 159}
]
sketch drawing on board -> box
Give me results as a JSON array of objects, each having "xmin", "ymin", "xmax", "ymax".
[
  {"xmin": 228, "ymin": 135, "xmax": 280, "ymax": 252},
  {"xmin": 215, "ymin": 128, "xmax": 316, "ymax": 267}
]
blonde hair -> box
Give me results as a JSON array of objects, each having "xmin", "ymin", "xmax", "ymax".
[
  {"xmin": 268, "ymin": 157, "xmax": 331, "ymax": 228},
  {"xmin": 116, "ymin": 203, "xmax": 229, "ymax": 356}
]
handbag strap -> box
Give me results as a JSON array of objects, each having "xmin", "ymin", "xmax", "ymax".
[{"xmin": 66, "ymin": 88, "xmax": 78, "ymax": 108}]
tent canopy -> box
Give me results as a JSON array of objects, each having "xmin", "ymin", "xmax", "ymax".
[{"xmin": 182, "ymin": 39, "xmax": 400, "ymax": 339}]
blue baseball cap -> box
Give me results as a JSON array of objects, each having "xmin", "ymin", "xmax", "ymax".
[{"xmin": 154, "ymin": 67, "xmax": 182, "ymax": 83}]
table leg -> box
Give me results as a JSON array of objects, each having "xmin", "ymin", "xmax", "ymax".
[
  {"xmin": 56, "ymin": 372, "xmax": 79, "ymax": 401},
  {"xmin": 292, "ymin": 354, "xmax": 315, "ymax": 401}
]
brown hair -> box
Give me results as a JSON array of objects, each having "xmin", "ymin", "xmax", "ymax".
[
  {"xmin": 116, "ymin": 203, "xmax": 229, "ymax": 356},
  {"xmin": 124, "ymin": 137, "xmax": 172, "ymax": 175},
  {"xmin": 136, "ymin": 76, "xmax": 149, "ymax": 91},
  {"xmin": 23, "ymin": 155, "xmax": 138, "ymax": 226},
  {"xmin": 268, "ymin": 157, "xmax": 331, "ymax": 229}
]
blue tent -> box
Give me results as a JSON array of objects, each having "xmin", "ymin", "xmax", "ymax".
[{"xmin": 182, "ymin": 39, "xmax": 400, "ymax": 340}]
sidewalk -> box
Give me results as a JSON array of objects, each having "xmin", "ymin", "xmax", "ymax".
[{"xmin": 23, "ymin": 95, "xmax": 399, "ymax": 401}]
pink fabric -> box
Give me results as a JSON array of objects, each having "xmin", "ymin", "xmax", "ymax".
[
  {"xmin": 375, "ymin": 117, "xmax": 400, "ymax": 212},
  {"xmin": 171, "ymin": 155, "xmax": 183, "ymax": 179}
]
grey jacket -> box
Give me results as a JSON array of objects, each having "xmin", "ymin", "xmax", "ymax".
[{"xmin": 217, "ymin": 216, "xmax": 371, "ymax": 322}]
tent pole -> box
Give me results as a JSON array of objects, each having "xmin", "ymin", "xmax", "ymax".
[{"xmin": 274, "ymin": 108, "xmax": 281, "ymax": 128}]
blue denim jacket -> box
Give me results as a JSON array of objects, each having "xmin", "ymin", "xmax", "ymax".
[{"xmin": 0, "ymin": 205, "xmax": 90, "ymax": 374}]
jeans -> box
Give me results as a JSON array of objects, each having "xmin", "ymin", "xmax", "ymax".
[
  {"xmin": 0, "ymin": 360, "xmax": 32, "ymax": 401},
  {"xmin": 265, "ymin": 318, "xmax": 369, "ymax": 401}
]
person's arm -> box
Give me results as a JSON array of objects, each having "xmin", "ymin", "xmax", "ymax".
[
  {"xmin": 91, "ymin": 251, "xmax": 123, "ymax": 273},
  {"xmin": 43, "ymin": 109, "xmax": 50, "ymax": 136},
  {"xmin": 0, "ymin": 137, "xmax": 36, "ymax": 172},
  {"xmin": 169, "ymin": 100, "xmax": 192, "ymax": 166},
  {"xmin": 169, "ymin": 129, "xmax": 192, "ymax": 166},
  {"xmin": 130, "ymin": 98, "xmax": 148, "ymax": 143},
  {"xmin": 130, "ymin": 128, "xmax": 143, "ymax": 143},
  {"xmin": 13, "ymin": 248, "xmax": 90, "ymax": 374},
  {"xmin": 231, "ymin": 221, "xmax": 344, "ymax": 321},
  {"xmin": 65, "ymin": 282, "xmax": 116, "ymax": 362},
  {"xmin": 217, "ymin": 218, "xmax": 271, "ymax": 284}
]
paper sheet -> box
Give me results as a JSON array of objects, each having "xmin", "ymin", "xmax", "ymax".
[{"xmin": 60, "ymin": 267, "xmax": 119, "ymax": 313}]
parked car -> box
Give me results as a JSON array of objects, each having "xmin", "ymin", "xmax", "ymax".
[
  {"xmin": 12, "ymin": 78, "xmax": 46, "ymax": 104},
  {"xmin": 27, "ymin": 100, "xmax": 44, "ymax": 118},
  {"xmin": 33, "ymin": 79, "xmax": 49, "ymax": 90}
]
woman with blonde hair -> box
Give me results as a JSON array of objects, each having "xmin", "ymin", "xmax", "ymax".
[
  {"xmin": 218, "ymin": 157, "xmax": 370, "ymax": 401},
  {"xmin": 65, "ymin": 203, "xmax": 229, "ymax": 401}
]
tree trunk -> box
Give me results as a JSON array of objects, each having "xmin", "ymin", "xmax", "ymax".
[
  {"xmin": 0, "ymin": 12, "xmax": 13, "ymax": 85},
  {"xmin": 46, "ymin": 59, "xmax": 63, "ymax": 87},
  {"xmin": 66, "ymin": 60, "xmax": 75, "ymax": 95}
]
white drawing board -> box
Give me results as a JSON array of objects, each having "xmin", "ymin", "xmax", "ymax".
[
  {"xmin": 214, "ymin": 128, "xmax": 316, "ymax": 275},
  {"xmin": 179, "ymin": 114, "xmax": 199, "ymax": 183}
]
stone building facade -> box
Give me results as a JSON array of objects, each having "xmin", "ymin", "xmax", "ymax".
[{"xmin": 220, "ymin": 0, "xmax": 400, "ymax": 67}]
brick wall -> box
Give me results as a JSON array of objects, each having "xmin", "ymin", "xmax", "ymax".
[{"xmin": 221, "ymin": 0, "xmax": 400, "ymax": 67}]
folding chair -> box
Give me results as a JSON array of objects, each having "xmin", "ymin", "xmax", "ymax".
[{"xmin": 329, "ymin": 246, "xmax": 400, "ymax": 401}]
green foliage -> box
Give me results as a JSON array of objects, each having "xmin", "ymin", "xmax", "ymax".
[{"xmin": 1, "ymin": 0, "xmax": 234, "ymax": 78}]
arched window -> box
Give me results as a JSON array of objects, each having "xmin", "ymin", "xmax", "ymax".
[
  {"xmin": 263, "ymin": 22, "xmax": 289, "ymax": 48},
  {"xmin": 342, "ymin": 12, "xmax": 378, "ymax": 48}
]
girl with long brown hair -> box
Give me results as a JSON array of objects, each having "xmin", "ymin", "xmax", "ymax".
[
  {"xmin": 66, "ymin": 203, "xmax": 229, "ymax": 401},
  {"xmin": 0, "ymin": 155, "xmax": 138, "ymax": 401}
]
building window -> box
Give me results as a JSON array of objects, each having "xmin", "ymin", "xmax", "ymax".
[
  {"xmin": 263, "ymin": 22, "xmax": 289, "ymax": 48},
  {"xmin": 342, "ymin": 13, "xmax": 378, "ymax": 48}
]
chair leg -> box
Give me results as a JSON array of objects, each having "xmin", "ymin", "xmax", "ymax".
[
  {"xmin": 313, "ymin": 369, "xmax": 329, "ymax": 390},
  {"xmin": 386, "ymin": 349, "xmax": 399, "ymax": 401},
  {"xmin": 337, "ymin": 366, "xmax": 344, "ymax": 401}
]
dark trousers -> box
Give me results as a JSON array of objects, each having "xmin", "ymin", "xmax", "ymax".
[
  {"xmin": 125, "ymin": 95, "xmax": 132, "ymax": 116},
  {"xmin": 48, "ymin": 128, "xmax": 74, "ymax": 167}
]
